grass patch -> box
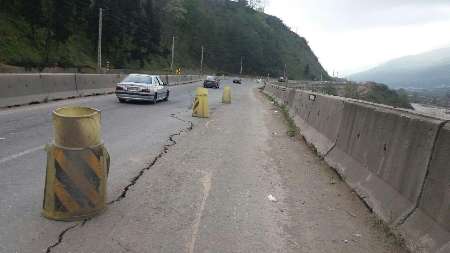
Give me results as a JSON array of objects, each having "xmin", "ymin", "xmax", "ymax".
[
  {"xmin": 280, "ymin": 104, "xmax": 298, "ymax": 137},
  {"xmin": 371, "ymin": 216, "xmax": 408, "ymax": 251}
]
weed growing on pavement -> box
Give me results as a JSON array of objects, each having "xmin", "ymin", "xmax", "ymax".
[
  {"xmin": 371, "ymin": 216, "xmax": 408, "ymax": 250},
  {"xmin": 261, "ymin": 91, "xmax": 298, "ymax": 137},
  {"xmin": 280, "ymin": 104, "xmax": 298, "ymax": 137}
]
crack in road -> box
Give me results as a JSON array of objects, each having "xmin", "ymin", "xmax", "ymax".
[
  {"xmin": 44, "ymin": 114, "xmax": 194, "ymax": 253},
  {"xmin": 108, "ymin": 114, "xmax": 193, "ymax": 205},
  {"xmin": 45, "ymin": 224, "xmax": 80, "ymax": 253}
]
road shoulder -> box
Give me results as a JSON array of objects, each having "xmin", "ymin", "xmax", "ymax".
[{"xmin": 257, "ymin": 88, "xmax": 408, "ymax": 253}]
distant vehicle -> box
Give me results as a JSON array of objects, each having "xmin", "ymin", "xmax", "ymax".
[
  {"xmin": 278, "ymin": 77, "xmax": 286, "ymax": 82},
  {"xmin": 203, "ymin": 76, "xmax": 220, "ymax": 89},
  {"xmin": 233, "ymin": 78, "xmax": 242, "ymax": 84},
  {"xmin": 115, "ymin": 74, "xmax": 169, "ymax": 104}
]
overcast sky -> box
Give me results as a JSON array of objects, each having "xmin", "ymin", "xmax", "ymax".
[{"xmin": 265, "ymin": 0, "xmax": 450, "ymax": 76}]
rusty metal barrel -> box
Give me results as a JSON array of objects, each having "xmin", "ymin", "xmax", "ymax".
[{"xmin": 43, "ymin": 107, "xmax": 109, "ymax": 221}]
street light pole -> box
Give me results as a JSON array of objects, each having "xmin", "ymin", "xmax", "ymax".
[{"xmin": 97, "ymin": 8, "xmax": 103, "ymax": 73}]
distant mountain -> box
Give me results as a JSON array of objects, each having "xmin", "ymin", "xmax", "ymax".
[{"xmin": 349, "ymin": 47, "xmax": 450, "ymax": 89}]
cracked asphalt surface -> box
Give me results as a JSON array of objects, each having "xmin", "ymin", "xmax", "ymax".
[
  {"xmin": 0, "ymin": 80, "xmax": 220, "ymax": 253},
  {"xmin": 0, "ymin": 79, "xmax": 408, "ymax": 252}
]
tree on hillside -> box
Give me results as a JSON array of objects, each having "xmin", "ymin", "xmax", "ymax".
[
  {"xmin": 248, "ymin": 0, "xmax": 265, "ymax": 11},
  {"xmin": 22, "ymin": 0, "xmax": 43, "ymax": 38},
  {"xmin": 0, "ymin": 0, "xmax": 328, "ymax": 79},
  {"xmin": 157, "ymin": 0, "xmax": 187, "ymax": 38}
]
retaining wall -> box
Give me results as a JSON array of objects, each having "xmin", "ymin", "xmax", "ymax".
[
  {"xmin": 0, "ymin": 74, "xmax": 202, "ymax": 107},
  {"xmin": 263, "ymin": 83, "xmax": 450, "ymax": 253}
]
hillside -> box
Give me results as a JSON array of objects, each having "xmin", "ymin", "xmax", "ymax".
[
  {"xmin": 349, "ymin": 47, "xmax": 450, "ymax": 89},
  {"xmin": 0, "ymin": 0, "xmax": 328, "ymax": 79}
]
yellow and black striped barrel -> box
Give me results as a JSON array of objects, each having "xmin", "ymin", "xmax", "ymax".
[
  {"xmin": 192, "ymin": 88, "xmax": 209, "ymax": 118},
  {"xmin": 222, "ymin": 86, "xmax": 231, "ymax": 104},
  {"xmin": 43, "ymin": 107, "xmax": 109, "ymax": 221},
  {"xmin": 43, "ymin": 144, "xmax": 109, "ymax": 221}
]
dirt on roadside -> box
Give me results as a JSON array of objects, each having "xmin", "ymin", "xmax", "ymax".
[{"xmin": 257, "ymin": 89, "xmax": 409, "ymax": 253}]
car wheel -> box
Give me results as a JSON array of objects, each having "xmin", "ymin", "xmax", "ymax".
[
  {"xmin": 163, "ymin": 90, "xmax": 169, "ymax": 101},
  {"xmin": 118, "ymin": 98, "xmax": 126, "ymax": 103},
  {"xmin": 152, "ymin": 93, "xmax": 157, "ymax": 104}
]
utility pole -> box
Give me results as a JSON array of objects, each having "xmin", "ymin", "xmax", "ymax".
[
  {"xmin": 200, "ymin": 46, "xmax": 204, "ymax": 75},
  {"xmin": 170, "ymin": 35, "xmax": 175, "ymax": 73},
  {"xmin": 284, "ymin": 63, "xmax": 288, "ymax": 87},
  {"xmin": 97, "ymin": 8, "xmax": 103, "ymax": 73},
  {"xmin": 240, "ymin": 57, "xmax": 243, "ymax": 76}
]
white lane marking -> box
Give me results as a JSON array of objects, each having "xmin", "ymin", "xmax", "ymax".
[
  {"xmin": 187, "ymin": 171, "xmax": 212, "ymax": 253},
  {"xmin": 0, "ymin": 138, "xmax": 5, "ymax": 140},
  {"xmin": 0, "ymin": 146, "xmax": 43, "ymax": 165}
]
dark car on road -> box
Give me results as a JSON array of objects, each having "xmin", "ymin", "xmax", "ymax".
[
  {"xmin": 204, "ymin": 76, "xmax": 220, "ymax": 89},
  {"xmin": 233, "ymin": 78, "xmax": 242, "ymax": 84},
  {"xmin": 115, "ymin": 74, "xmax": 169, "ymax": 104}
]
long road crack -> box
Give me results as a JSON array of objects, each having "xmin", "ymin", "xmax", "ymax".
[
  {"xmin": 45, "ymin": 114, "xmax": 194, "ymax": 252},
  {"xmin": 45, "ymin": 224, "xmax": 80, "ymax": 253},
  {"xmin": 108, "ymin": 114, "xmax": 193, "ymax": 205}
]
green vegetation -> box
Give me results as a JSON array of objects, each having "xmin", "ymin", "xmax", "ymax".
[
  {"xmin": 343, "ymin": 83, "xmax": 413, "ymax": 109},
  {"xmin": 280, "ymin": 104, "xmax": 298, "ymax": 137},
  {"xmin": 320, "ymin": 84, "xmax": 338, "ymax": 96},
  {"xmin": 0, "ymin": 0, "xmax": 328, "ymax": 79}
]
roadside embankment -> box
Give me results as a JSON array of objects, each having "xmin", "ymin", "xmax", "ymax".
[
  {"xmin": 0, "ymin": 74, "xmax": 202, "ymax": 108},
  {"xmin": 264, "ymin": 83, "xmax": 450, "ymax": 253}
]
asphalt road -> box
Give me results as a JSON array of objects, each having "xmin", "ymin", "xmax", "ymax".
[
  {"xmin": 0, "ymin": 79, "xmax": 407, "ymax": 253},
  {"xmin": 0, "ymin": 79, "xmax": 240, "ymax": 252}
]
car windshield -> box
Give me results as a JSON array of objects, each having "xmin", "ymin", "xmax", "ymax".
[
  {"xmin": 206, "ymin": 76, "xmax": 216, "ymax": 81},
  {"xmin": 123, "ymin": 75, "xmax": 152, "ymax": 84}
]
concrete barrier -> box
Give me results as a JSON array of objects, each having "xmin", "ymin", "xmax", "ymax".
[
  {"xmin": 399, "ymin": 122, "xmax": 450, "ymax": 252},
  {"xmin": 76, "ymin": 74, "xmax": 124, "ymax": 96},
  {"xmin": 264, "ymin": 85, "xmax": 344, "ymax": 156},
  {"xmin": 325, "ymin": 100, "xmax": 442, "ymax": 224},
  {"xmin": 289, "ymin": 90, "xmax": 345, "ymax": 156},
  {"xmin": 165, "ymin": 75, "xmax": 203, "ymax": 86},
  {"xmin": 264, "ymin": 82, "xmax": 450, "ymax": 253},
  {"xmin": 40, "ymin": 74, "xmax": 77, "ymax": 100},
  {"xmin": 265, "ymin": 85, "xmax": 288, "ymax": 105},
  {"xmin": 0, "ymin": 74, "xmax": 202, "ymax": 108},
  {"xmin": 0, "ymin": 74, "xmax": 47, "ymax": 107},
  {"xmin": 170, "ymin": 75, "xmax": 202, "ymax": 86}
]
